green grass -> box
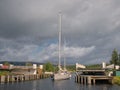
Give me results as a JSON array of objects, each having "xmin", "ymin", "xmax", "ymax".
[
  {"xmin": 112, "ymin": 76, "xmax": 120, "ymax": 85},
  {"xmin": 0, "ymin": 71, "xmax": 10, "ymax": 76}
]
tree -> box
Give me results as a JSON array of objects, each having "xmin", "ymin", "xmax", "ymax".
[
  {"xmin": 110, "ymin": 49, "xmax": 119, "ymax": 68},
  {"xmin": 44, "ymin": 62, "xmax": 54, "ymax": 72},
  {"xmin": 25, "ymin": 62, "xmax": 32, "ymax": 66},
  {"xmin": 3, "ymin": 61, "xmax": 10, "ymax": 66},
  {"xmin": 118, "ymin": 54, "xmax": 120, "ymax": 65}
]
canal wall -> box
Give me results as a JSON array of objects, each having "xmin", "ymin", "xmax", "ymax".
[{"xmin": 0, "ymin": 74, "xmax": 50, "ymax": 83}]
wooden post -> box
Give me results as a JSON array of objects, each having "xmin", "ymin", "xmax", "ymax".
[
  {"xmin": 75, "ymin": 76, "xmax": 76, "ymax": 82},
  {"xmin": 77, "ymin": 75, "xmax": 79, "ymax": 83},
  {"xmin": 78, "ymin": 75, "xmax": 80, "ymax": 83},
  {"xmin": 93, "ymin": 79, "xmax": 96, "ymax": 84},
  {"xmin": 79, "ymin": 76, "xmax": 81, "ymax": 84},
  {"xmin": 1, "ymin": 76, "xmax": 5, "ymax": 83},
  {"xmin": 84, "ymin": 77, "xmax": 86, "ymax": 84},
  {"xmin": 21, "ymin": 75, "xmax": 23, "ymax": 81},
  {"xmin": 81, "ymin": 76, "xmax": 83, "ymax": 84},
  {"xmin": 87, "ymin": 76, "xmax": 91, "ymax": 84},
  {"xmin": 37, "ymin": 74, "xmax": 39, "ymax": 79},
  {"xmin": 7, "ymin": 75, "xmax": 10, "ymax": 83},
  {"xmin": 12, "ymin": 76, "xmax": 15, "ymax": 82}
]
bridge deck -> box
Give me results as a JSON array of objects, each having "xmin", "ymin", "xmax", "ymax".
[{"xmin": 75, "ymin": 70, "xmax": 113, "ymax": 84}]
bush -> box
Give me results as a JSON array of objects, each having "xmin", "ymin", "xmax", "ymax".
[
  {"xmin": 0, "ymin": 71, "xmax": 9, "ymax": 76},
  {"xmin": 44, "ymin": 62, "xmax": 54, "ymax": 72},
  {"xmin": 112, "ymin": 76, "xmax": 120, "ymax": 85}
]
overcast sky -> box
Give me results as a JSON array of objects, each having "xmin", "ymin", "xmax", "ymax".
[{"xmin": 0, "ymin": 0, "xmax": 120, "ymax": 65}]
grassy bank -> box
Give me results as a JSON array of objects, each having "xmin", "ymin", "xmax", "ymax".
[
  {"xmin": 112, "ymin": 76, "xmax": 120, "ymax": 85},
  {"xmin": 0, "ymin": 71, "xmax": 10, "ymax": 76}
]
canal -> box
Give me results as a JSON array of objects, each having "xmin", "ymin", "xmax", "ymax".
[{"xmin": 0, "ymin": 75, "xmax": 120, "ymax": 90}]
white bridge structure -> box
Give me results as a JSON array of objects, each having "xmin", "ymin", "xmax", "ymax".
[
  {"xmin": 102, "ymin": 62, "xmax": 120, "ymax": 69},
  {"xmin": 76, "ymin": 63, "xmax": 86, "ymax": 70}
]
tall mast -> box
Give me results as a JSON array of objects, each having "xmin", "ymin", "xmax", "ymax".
[
  {"xmin": 64, "ymin": 39, "xmax": 66, "ymax": 70},
  {"xmin": 58, "ymin": 12, "xmax": 62, "ymax": 70}
]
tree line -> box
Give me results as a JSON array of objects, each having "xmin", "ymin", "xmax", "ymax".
[
  {"xmin": 2, "ymin": 48, "xmax": 120, "ymax": 72},
  {"xmin": 110, "ymin": 49, "xmax": 120, "ymax": 66}
]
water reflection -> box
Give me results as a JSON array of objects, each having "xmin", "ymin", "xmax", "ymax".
[
  {"xmin": 32, "ymin": 81, "xmax": 37, "ymax": 90},
  {"xmin": 53, "ymin": 80, "xmax": 73, "ymax": 90},
  {"xmin": 0, "ymin": 77, "xmax": 120, "ymax": 90}
]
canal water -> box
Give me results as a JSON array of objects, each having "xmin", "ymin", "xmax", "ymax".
[{"xmin": 0, "ymin": 76, "xmax": 120, "ymax": 90}]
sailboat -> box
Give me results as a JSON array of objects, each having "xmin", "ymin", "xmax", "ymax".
[{"xmin": 53, "ymin": 12, "xmax": 71, "ymax": 80}]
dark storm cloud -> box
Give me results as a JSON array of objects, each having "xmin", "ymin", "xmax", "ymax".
[{"xmin": 0, "ymin": 0, "xmax": 57, "ymax": 39}]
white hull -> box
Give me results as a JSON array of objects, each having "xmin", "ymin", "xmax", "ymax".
[{"xmin": 53, "ymin": 72, "xmax": 71, "ymax": 80}]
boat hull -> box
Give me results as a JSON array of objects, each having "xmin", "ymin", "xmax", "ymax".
[{"xmin": 53, "ymin": 73, "xmax": 71, "ymax": 80}]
